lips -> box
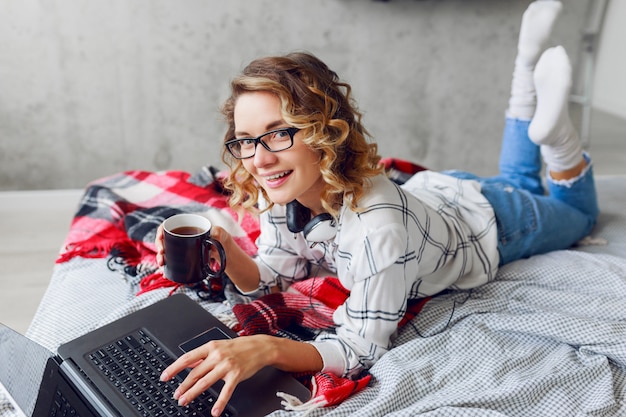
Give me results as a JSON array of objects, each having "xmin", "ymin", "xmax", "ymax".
[{"xmin": 262, "ymin": 170, "xmax": 292, "ymax": 188}]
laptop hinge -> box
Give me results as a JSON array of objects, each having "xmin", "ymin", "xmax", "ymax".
[{"xmin": 59, "ymin": 360, "xmax": 118, "ymax": 417}]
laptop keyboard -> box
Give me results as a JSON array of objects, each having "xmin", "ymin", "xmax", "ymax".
[
  {"xmin": 50, "ymin": 388, "xmax": 79, "ymax": 417},
  {"xmin": 87, "ymin": 329, "xmax": 234, "ymax": 417}
]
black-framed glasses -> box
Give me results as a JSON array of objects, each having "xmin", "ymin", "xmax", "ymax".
[{"xmin": 225, "ymin": 127, "xmax": 300, "ymax": 159}]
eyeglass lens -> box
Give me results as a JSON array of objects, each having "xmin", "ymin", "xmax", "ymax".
[{"xmin": 229, "ymin": 128, "xmax": 295, "ymax": 158}]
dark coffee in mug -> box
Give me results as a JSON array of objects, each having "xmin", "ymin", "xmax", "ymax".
[
  {"xmin": 170, "ymin": 226, "xmax": 205, "ymax": 236},
  {"xmin": 162, "ymin": 214, "xmax": 226, "ymax": 284}
]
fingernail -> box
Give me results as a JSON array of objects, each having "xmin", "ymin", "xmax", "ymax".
[
  {"xmin": 160, "ymin": 371, "xmax": 169, "ymax": 381},
  {"xmin": 212, "ymin": 407, "xmax": 221, "ymax": 417},
  {"xmin": 178, "ymin": 395, "xmax": 188, "ymax": 407},
  {"xmin": 173, "ymin": 388, "xmax": 180, "ymax": 400}
]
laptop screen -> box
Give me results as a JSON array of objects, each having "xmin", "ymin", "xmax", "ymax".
[{"xmin": 0, "ymin": 324, "xmax": 52, "ymax": 416}]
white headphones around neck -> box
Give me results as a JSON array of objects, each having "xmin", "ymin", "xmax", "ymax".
[{"xmin": 286, "ymin": 200, "xmax": 337, "ymax": 242}]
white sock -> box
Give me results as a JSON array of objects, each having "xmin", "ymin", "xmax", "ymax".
[
  {"xmin": 507, "ymin": 1, "xmax": 563, "ymax": 120},
  {"xmin": 528, "ymin": 46, "xmax": 583, "ymax": 172}
]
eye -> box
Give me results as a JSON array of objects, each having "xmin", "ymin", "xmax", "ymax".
[
  {"xmin": 239, "ymin": 138, "xmax": 256, "ymax": 149},
  {"xmin": 270, "ymin": 129, "xmax": 292, "ymax": 141}
]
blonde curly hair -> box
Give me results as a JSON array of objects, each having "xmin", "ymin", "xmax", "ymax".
[{"xmin": 221, "ymin": 52, "xmax": 383, "ymax": 217}]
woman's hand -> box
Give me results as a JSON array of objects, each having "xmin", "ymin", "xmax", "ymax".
[
  {"xmin": 160, "ymin": 335, "xmax": 277, "ymax": 417},
  {"xmin": 161, "ymin": 334, "xmax": 323, "ymax": 416},
  {"xmin": 155, "ymin": 223, "xmax": 166, "ymax": 267}
]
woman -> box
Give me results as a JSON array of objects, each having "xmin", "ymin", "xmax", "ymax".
[{"xmin": 157, "ymin": 2, "xmax": 598, "ymax": 415}]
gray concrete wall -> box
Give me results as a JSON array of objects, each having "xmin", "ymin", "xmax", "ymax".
[{"xmin": 0, "ymin": 0, "xmax": 590, "ymax": 191}]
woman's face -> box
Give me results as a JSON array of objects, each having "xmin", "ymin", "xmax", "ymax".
[{"xmin": 234, "ymin": 91, "xmax": 325, "ymax": 212}]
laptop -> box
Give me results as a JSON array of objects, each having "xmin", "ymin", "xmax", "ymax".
[{"xmin": 0, "ymin": 293, "xmax": 311, "ymax": 417}]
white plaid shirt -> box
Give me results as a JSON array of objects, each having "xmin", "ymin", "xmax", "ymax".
[{"xmin": 247, "ymin": 172, "xmax": 498, "ymax": 377}]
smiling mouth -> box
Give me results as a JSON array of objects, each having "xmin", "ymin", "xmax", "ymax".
[{"xmin": 264, "ymin": 171, "xmax": 292, "ymax": 181}]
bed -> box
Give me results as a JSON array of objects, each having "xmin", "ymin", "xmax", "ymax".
[{"xmin": 2, "ymin": 166, "xmax": 626, "ymax": 416}]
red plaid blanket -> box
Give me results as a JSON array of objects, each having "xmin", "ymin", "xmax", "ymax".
[
  {"xmin": 56, "ymin": 160, "xmax": 429, "ymax": 410},
  {"xmin": 56, "ymin": 167, "xmax": 260, "ymax": 296}
]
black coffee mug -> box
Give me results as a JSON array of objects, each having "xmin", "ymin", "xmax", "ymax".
[{"xmin": 162, "ymin": 213, "xmax": 226, "ymax": 284}]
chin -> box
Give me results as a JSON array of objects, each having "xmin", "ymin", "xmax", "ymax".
[
  {"xmin": 262, "ymin": 191, "xmax": 292, "ymax": 207},
  {"xmin": 268, "ymin": 196, "xmax": 292, "ymax": 207}
]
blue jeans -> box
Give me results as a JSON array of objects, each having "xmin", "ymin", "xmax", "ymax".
[{"xmin": 445, "ymin": 118, "xmax": 599, "ymax": 266}]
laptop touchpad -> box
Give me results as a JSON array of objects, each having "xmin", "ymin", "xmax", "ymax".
[{"xmin": 178, "ymin": 327, "xmax": 231, "ymax": 353}]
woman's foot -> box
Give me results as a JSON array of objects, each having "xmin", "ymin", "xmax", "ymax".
[
  {"xmin": 528, "ymin": 46, "xmax": 584, "ymax": 176},
  {"xmin": 508, "ymin": 1, "xmax": 563, "ymax": 120}
]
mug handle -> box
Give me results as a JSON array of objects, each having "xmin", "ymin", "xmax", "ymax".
[{"xmin": 202, "ymin": 237, "xmax": 227, "ymax": 278}]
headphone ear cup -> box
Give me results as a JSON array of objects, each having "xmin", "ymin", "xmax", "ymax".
[
  {"xmin": 286, "ymin": 200, "xmax": 337, "ymax": 242},
  {"xmin": 286, "ymin": 200, "xmax": 311, "ymax": 233},
  {"xmin": 303, "ymin": 213, "xmax": 337, "ymax": 242}
]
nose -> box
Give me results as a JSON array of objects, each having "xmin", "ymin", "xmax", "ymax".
[{"xmin": 252, "ymin": 143, "xmax": 277, "ymax": 168}]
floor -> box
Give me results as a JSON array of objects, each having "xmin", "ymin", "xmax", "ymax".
[
  {"xmin": 0, "ymin": 109, "xmax": 625, "ymax": 336},
  {"xmin": 0, "ymin": 190, "xmax": 83, "ymax": 334}
]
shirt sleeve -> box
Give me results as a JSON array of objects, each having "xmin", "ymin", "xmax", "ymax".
[
  {"xmin": 235, "ymin": 204, "xmax": 311, "ymax": 296},
  {"xmin": 311, "ymin": 221, "xmax": 416, "ymax": 378},
  {"xmin": 311, "ymin": 258, "xmax": 411, "ymax": 377}
]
